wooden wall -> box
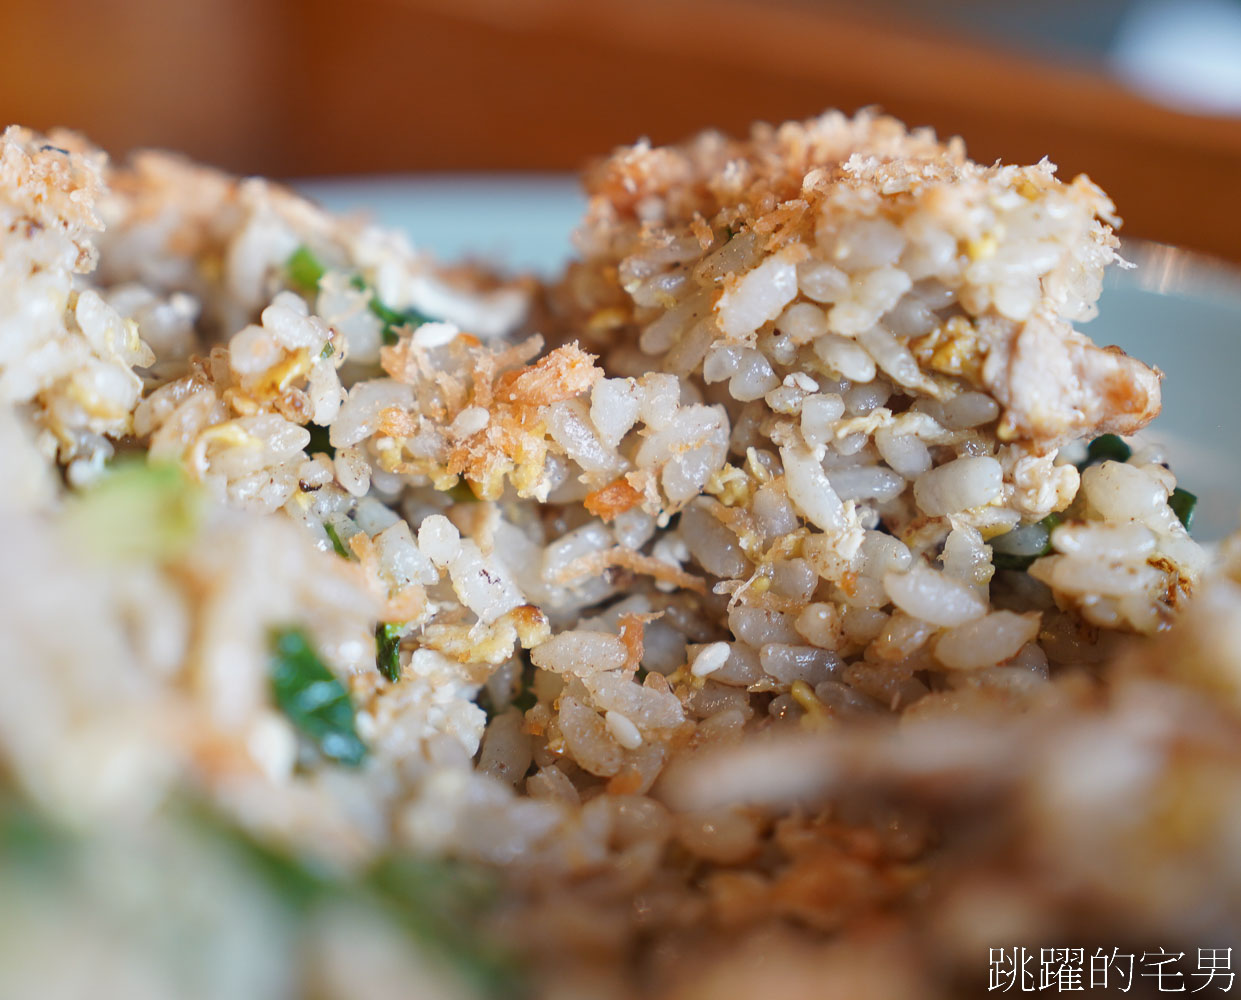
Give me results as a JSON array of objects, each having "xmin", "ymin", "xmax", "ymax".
[{"xmin": 3, "ymin": 0, "xmax": 1240, "ymax": 260}]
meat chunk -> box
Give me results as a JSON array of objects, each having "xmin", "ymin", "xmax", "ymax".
[{"xmin": 981, "ymin": 311, "xmax": 1161, "ymax": 446}]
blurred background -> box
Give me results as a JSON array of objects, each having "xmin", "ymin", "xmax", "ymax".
[{"xmin": 3, "ymin": 0, "xmax": 1241, "ymax": 260}]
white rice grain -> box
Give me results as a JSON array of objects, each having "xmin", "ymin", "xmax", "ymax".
[
  {"xmin": 411, "ymin": 320, "xmax": 460, "ymax": 349},
  {"xmin": 934, "ymin": 611, "xmax": 1042, "ymax": 670},
  {"xmin": 334, "ymin": 445, "xmax": 371, "ymax": 498},
  {"xmin": 605, "ymin": 710, "xmax": 644, "ymax": 750},
  {"xmin": 884, "ymin": 564, "xmax": 988, "ymax": 626},
  {"xmin": 715, "ymin": 251, "xmax": 800, "ymax": 340},
  {"xmin": 417, "ymin": 514, "xmax": 461, "ymax": 566},
  {"xmin": 812, "ymin": 333, "xmax": 878, "ymax": 383},
  {"xmin": 690, "ymin": 641, "xmax": 731, "ymax": 677},
  {"xmin": 914, "ymin": 456, "xmax": 1003, "ymax": 516},
  {"xmin": 779, "ymin": 443, "xmax": 848, "ymax": 533},
  {"xmin": 531, "ymin": 631, "xmax": 629, "ymax": 676}
]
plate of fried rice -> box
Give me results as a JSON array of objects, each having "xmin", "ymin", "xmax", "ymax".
[{"xmin": 3, "ymin": 111, "xmax": 1241, "ymax": 1000}]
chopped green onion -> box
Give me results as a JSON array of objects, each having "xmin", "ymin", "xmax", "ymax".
[
  {"xmin": 0, "ymin": 792, "xmax": 72, "ymax": 871},
  {"xmin": 198, "ymin": 806, "xmax": 522, "ymax": 997},
  {"xmin": 305, "ymin": 423, "xmax": 335, "ymax": 458},
  {"xmin": 991, "ymin": 551, "xmax": 1037, "ymax": 572},
  {"xmin": 991, "ymin": 513, "xmax": 1062, "ymax": 572},
  {"xmin": 370, "ymin": 298, "xmax": 433, "ymax": 345},
  {"xmin": 446, "ymin": 480, "xmax": 478, "ymax": 503},
  {"xmin": 64, "ymin": 460, "xmax": 204, "ymax": 561},
  {"xmin": 324, "ymin": 522, "xmax": 350, "ymax": 559},
  {"xmin": 363, "ymin": 856, "xmax": 523, "ymax": 998},
  {"xmin": 291, "ymin": 249, "xmax": 436, "ymax": 344},
  {"xmin": 269, "ymin": 627, "xmax": 367, "ymax": 767},
  {"xmin": 197, "ymin": 803, "xmax": 331, "ymax": 910},
  {"xmin": 510, "ymin": 656, "xmax": 538, "ymax": 712},
  {"xmin": 350, "ymin": 274, "xmax": 432, "ymax": 345},
  {"xmin": 478, "ymin": 656, "xmax": 534, "ymax": 717},
  {"xmin": 1169, "ymin": 486, "xmax": 1197, "ymax": 530},
  {"xmin": 319, "ymin": 341, "xmax": 334, "ymax": 360},
  {"xmin": 475, "ymin": 684, "xmax": 498, "ymax": 721},
  {"xmin": 1079, "ymin": 433, "xmax": 1131, "ymax": 469},
  {"xmin": 287, "ymin": 245, "xmax": 326, "ymax": 294},
  {"xmin": 375, "ymin": 623, "xmax": 403, "ymax": 683}
]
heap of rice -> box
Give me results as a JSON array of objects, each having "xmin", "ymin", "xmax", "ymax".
[{"xmin": 0, "ymin": 114, "xmax": 1232, "ymax": 1000}]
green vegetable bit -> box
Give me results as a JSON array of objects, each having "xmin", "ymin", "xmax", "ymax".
[
  {"xmin": 1, "ymin": 791, "xmax": 522, "ymax": 999},
  {"xmin": 446, "ymin": 480, "xmax": 478, "ymax": 503},
  {"xmin": 375, "ymin": 623, "xmax": 403, "ymax": 683},
  {"xmin": 319, "ymin": 341, "xmax": 334, "ymax": 360},
  {"xmin": 269, "ymin": 627, "xmax": 367, "ymax": 767},
  {"xmin": 64, "ymin": 460, "xmax": 204, "ymax": 561},
  {"xmin": 350, "ymin": 274, "xmax": 432, "ymax": 345},
  {"xmin": 197, "ymin": 804, "xmax": 524, "ymax": 997},
  {"xmin": 478, "ymin": 655, "xmax": 534, "ymax": 717},
  {"xmin": 476, "ymin": 684, "xmax": 498, "ymax": 721},
  {"xmin": 197, "ymin": 803, "xmax": 332, "ymax": 910},
  {"xmin": 1080, "ymin": 433, "xmax": 1132, "ymax": 469},
  {"xmin": 290, "ymin": 248, "xmax": 435, "ymax": 344},
  {"xmin": 305, "ymin": 423, "xmax": 335, "ymax": 458},
  {"xmin": 323, "ymin": 522, "xmax": 350, "ymax": 559},
  {"xmin": 371, "ymin": 298, "xmax": 433, "ymax": 345},
  {"xmin": 991, "ymin": 550, "xmax": 1039, "ymax": 573},
  {"xmin": 0, "ymin": 792, "xmax": 72, "ymax": 872},
  {"xmin": 365, "ymin": 856, "xmax": 522, "ymax": 998},
  {"xmin": 287, "ymin": 245, "xmax": 326, "ymax": 295},
  {"xmin": 509, "ymin": 656, "xmax": 538, "ymax": 713},
  {"xmin": 1169, "ymin": 486, "xmax": 1197, "ymax": 530},
  {"xmin": 991, "ymin": 512, "xmax": 1062, "ymax": 572}
]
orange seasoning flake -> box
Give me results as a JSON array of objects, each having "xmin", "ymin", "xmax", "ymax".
[
  {"xmin": 584, "ymin": 478, "xmax": 644, "ymax": 521},
  {"xmin": 606, "ymin": 768, "xmax": 646, "ymax": 796},
  {"xmin": 616, "ymin": 610, "xmax": 663, "ymax": 673},
  {"xmin": 493, "ymin": 342, "xmax": 602, "ymax": 406}
]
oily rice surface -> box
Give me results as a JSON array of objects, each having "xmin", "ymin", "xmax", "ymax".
[{"xmin": 0, "ymin": 114, "xmax": 1230, "ymax": 1000}]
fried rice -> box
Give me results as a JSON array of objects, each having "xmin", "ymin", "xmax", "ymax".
[{"xmin": 0, "ymin": 112, "xmax": 1236, "ymax": 999}]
